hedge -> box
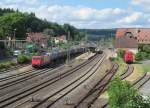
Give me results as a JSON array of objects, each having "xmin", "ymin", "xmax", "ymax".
[{"xmin": 17, "ymin": 55, "xmax": 31, "ymax": 64}]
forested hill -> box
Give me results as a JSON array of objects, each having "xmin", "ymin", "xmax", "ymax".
[
  {"xmin": 80, "ymin": 29, "xmax": 116, "ymax": 41},
  {"xmin": 0, "ymin": 8, "xmax": 15, "ymax": 16},
  {"xmin": 0, "ymin": 8, "xmax": 85, "ymax": 40}
]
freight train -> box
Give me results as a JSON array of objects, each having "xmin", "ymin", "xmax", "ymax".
[
  {"xmin": 124, "ymin": 51, "xmax": 134, "ymax": 63},
  {"xmin": 32, "ymin": 47, "xmax": 85, "ymax": 68}
]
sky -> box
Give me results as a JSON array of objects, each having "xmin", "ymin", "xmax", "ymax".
[{"xmin": 0, "ymin": 0, "xmax": 150, "ymax": 29}]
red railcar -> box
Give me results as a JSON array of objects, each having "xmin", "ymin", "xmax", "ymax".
[
  {"xmin": 124, "ymin": 51, "xmax": 134, "ymax": 63},
  {"xmin": 32, "ymin": 56, "xmax": 50, "ymax": 67}
]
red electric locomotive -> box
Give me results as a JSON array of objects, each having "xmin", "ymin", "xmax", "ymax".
[
  {"xmin": 32, "ymin": 56, "xmax": 50, "ymax": 67},
  {"xmin": 124, "ymin": 51, "xmax": 134, "ymax": 63}
]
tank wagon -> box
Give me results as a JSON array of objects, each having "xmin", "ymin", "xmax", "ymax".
[
  {"xmin": 32, "ymin": 47, "xmax": 85, "ymax": 68},
  {"xmin": 124, "ymin": 51, "xmax": 134, "ymax": 64}
]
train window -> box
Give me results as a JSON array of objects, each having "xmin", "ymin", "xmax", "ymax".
[{"xmin": 33, "ymin": 58, "xmax": 42, "ymax": 60}]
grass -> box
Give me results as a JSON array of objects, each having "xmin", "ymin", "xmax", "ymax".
[
  {"xmin": 125, "ymin": 64, "xmax": 145, "ymax": 82},
  {"xmin": 113, "ymin": 57, "xmax": 148, "ymax": 75},
  {"xmin": 133, "ymin": 64, "xmax": 145, "ymax": 74},
  {"xmin": 141, "ymin": 64, "xmax": 150, "ymax": 72},
  {"xmin": 114, "ymin": 57, "xmax": 127, "ymax": 76},
  {"xmin": 0, "ymin": 61, "xmax": 16, "ymax": 70}
]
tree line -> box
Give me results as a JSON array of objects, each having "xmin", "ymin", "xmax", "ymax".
[{"xmin": 0, "ymin": 8, "xmax": 85, "ymax": 40}]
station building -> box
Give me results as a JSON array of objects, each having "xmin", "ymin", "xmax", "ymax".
[{"xmin": 115, "ymin": 28, "xmax": 150, "ymax": 54}]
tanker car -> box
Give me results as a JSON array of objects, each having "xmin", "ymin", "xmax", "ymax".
[{"xmin": 32, "ymin": 47, "xmax": 85, "ymax": 68}]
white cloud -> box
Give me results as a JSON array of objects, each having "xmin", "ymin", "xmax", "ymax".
[
  {"xmin": 131, "ymin": 0, "xmax": 150, "ymax": 11},
  {"xmin": 4, "ymin": 0, "xmax": 39, "ymax": 5},
  {"xmin": 131, "ymin": 0, "xmax": 150, "ymax": 5},
  {"xmin": 0, "ymin": 0, "xmax": 150, "ymax": 28},
  {"xmin": 117, "ymin": 12, "xmax": 142, "ymax": 24},
  {"xmin": 35, "ymin": 5, "xmax": 148, "ymax": 28},
  {"xmin": 35, "ymin": 5, "xmax": 126, "ymax": 26}
]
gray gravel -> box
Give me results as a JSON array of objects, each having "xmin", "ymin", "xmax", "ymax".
[
  {"xmin": 140, "ymin": 79, "xmax": 150, "ymax": 96},
  {"xmin": 141, "ymin": 60, "xmax": 150, "ymax": 65}
]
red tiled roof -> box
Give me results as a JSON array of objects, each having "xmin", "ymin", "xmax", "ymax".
[
  {"xmin": 26, "ymin": 32, "xmax": 48, "ymax": 46},
  {"xmin": 115, "ymin": 28, "xmax": 150, "ymax": 48},
  {"xmin": 26, "ymin": 33, "xmax": 47, "ymax": 41},
  {"xmin": 116, "ymin": 28, "xmax": 150, "ymax": 41}
]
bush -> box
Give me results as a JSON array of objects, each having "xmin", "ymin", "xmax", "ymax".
[
  {"xmin": 138, "ymin": 44, "xmax": 150, "ymax": 61},
  {"xmin": 17, "ymin": 54, "xmax": 31, "ymax": 64},
  {"xmin": 143, "ymin": 45, "xmax": 150, "ymax": 53},
  {"xmin": 108, "ymin": 78, "xmax": 150, "ymax": 108},
  {"xmin": 135, "ymin": 52, "xmax": 143, "ymax": 61},
  {"xmin": 135, "ymin": 52, "xmax": 149, "ymax": 61},
  {"xmin": 109, "ymin": 57, "xmax": 118, "ymax": 61},
  {"xmin": 0, "ymin": 61, "xmax": 16, "ymax": 69},
  {"xmin": 117, "ymin": 49, "xmax": 125, "ymax": 58}
]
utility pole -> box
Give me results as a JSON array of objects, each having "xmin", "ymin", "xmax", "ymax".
[
  {"xmin": 13, "ymin": 28, "xmax": 16, "ymax": 50},
  {"xmin": 66, "ymin": 31, "xmax": 71, "ymax": 66},
  {"xmin": 85, "ymin": 32, "xmax": 88, "ymax": 53}
]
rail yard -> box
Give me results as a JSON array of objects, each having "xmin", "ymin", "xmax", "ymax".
[
  {"xmin": 0, "ymin": 2, "xmax": 150, "ymax": 108},
  {"xmin": 0, "ymin": 49, "xmax": 149, "ymax": 108},
  {"xmin": 0, "ymin": 52, "xmax": 106, "ymax": 108}
]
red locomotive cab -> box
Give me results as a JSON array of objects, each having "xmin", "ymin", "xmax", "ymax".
[
  {"xmin": 32, "ymin": 56, "xmax": 44, "ymax": 67},
  {"xmin": 124, "ymin": 51, "xmax": 134, "ymax": 64}
]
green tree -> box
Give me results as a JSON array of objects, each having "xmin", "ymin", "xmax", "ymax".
[
  {"xmin": 0, "ymin": 12, "xmax": 26, "ymax": 39},
  {"xmin": 108, "ymin": 78, "xmax": 150, "ymax": 108},
  {"xmin": 0, "ymin": 8, "xmax": 83, "ymax": 41},
  {"xmin": 117, "ymin": 49, "xmax": 125, "ymax": 58},
  {"xmin": 43, "ymin": 28, "xmax": 54, "ymax": 37}
]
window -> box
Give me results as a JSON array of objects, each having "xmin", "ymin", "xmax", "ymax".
[
  {"xmin": 125, "ymin": 32, "xmax": 133, "ymax": 38},
  {"xmin": 138, "ymin": 29, "xmax": 141, "ymax": 33}
]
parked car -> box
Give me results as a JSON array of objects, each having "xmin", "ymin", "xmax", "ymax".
[{"xmin": 13, "ymin": 50, "xmax": 21, "ymax": 56}]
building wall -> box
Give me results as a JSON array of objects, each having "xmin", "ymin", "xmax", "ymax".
[{"xmin": 115, "ymin": 48, "xmax": 138, "ymax": 54}]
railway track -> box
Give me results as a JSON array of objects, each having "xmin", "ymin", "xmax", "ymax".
[
  {"xmin": 101, "ymin": 65, "xmax": 150, "ymax": 108},
  {"xmin": 0, "ymin": 56, "xmax": 93, "ymax": 97},
  {"xmin": 101, "ymin": 74, "xmax": 150, "ymax": 108},
  {"xmin": 30, "ymin": 54, "xmax": 106, "ymax": 108},
  {"xmin": 132, "ymin": 73, "xmax": 150, "ymax": 89},
  {"xmin": 99, "ymin": 65, "xmax": 134, "ymax": 108},
  {"xmin": 0, "ymin": 64, "xmax": 30, "ymax": 75},
  {"xmin": 0, "ymin": 68, "xmax": 55, "ymax": 97},
  {"xmin": 120, "ymin": 65, "xmax": 134, "ymax": 80},
  {"xmin": 73, "ymin": 63, "xmax": 119, "ymax": 108},
  {"xmin": 0, "ymin": 54, "xmax": 102, "ymax": 108},
  {"xmin": 92, "ymin": 64, "xmax": 149, "ymax": 108},
  {"xmin": 0, "ymin": 68, "xmax": 37, "ymax": 82},
  {"xmin": 0, "ymin": 58, "xmax": 78, "ymax": 82},
  {"xmin": 0, "ymin": 59, "xmax": 85, "ymax": 96}
]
